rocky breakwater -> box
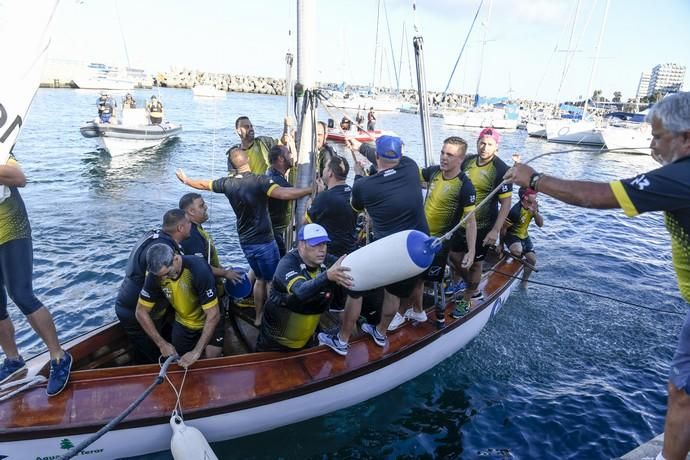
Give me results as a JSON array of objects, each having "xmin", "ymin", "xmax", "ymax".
[{"xmin": 157, "ymin": 70, "xmax": 287, "ymax": 96}]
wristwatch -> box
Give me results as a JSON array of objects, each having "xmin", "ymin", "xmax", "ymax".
[{"xmin": 529, "ymin": 172, "xmax": 544, "ymax": 191}]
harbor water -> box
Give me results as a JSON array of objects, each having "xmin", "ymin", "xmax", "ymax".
[{"xmin": 9, "ymin": 88, "xmax": 683, "ymax": 459}]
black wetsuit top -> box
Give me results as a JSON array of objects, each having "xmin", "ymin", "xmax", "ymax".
[
  {"xmin": 259, "ymin": 250, "xmax": 338, "ymax": 350},
  {"xmin": 306, "ymin": 184, "xmax": 357, "ymax": 257},
  {"xmin": 211, "ymin": 173, "xmax": 278, "ymax": 245},
  {"xmin": 351, "ymin": 146, "xmax": 428, "ymax": 240}
]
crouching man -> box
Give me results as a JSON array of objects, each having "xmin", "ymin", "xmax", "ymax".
[{"xmin": 136, "ymin": 243, "xmax": 223, "ymax": 368}]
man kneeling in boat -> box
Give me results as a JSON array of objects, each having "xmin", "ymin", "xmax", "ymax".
[
  {"xmin": 256, "ymin": 224, "xmax": 353, "ymax": 353},
  {"xmin": 136, "ymin": 244, "xmax": 223, "ymax": 368}
]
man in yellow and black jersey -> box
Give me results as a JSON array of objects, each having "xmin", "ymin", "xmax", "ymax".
[
  {"xmin": 505, "ymin": 91, "xmax": 690, "ymax": 460},
  {"xmin": 401, "ymin": 136, "xmax": 477, "ymax": 325},
  {"xmin": 0, "ymin": 153, "xmax": 72, "ymax": 396},
  {"xmin": 453, "ymin": 128, "xmax": 512, "ymax": 303},
  {"xmin": 231, "ymin": 116, "xmax": 289, "ymax": 174},
  {"xmin": 256, "ymin": 224, "xmax": 353, "ymax": 352},
  {"xmin": 136, "ymin": 244, "xmax": 222, "ymax": 369},
  {"xmin": 503, "ymin": 187, "xmax": 544, "ymax": 286},
  {"xmin": 179, "ymin": 193, "xmax": 243, "ymax": 299}
]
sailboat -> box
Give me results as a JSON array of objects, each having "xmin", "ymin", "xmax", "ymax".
[{"xmin": 0, "ymin": 2, "xmax": 522, "ymax": 458}]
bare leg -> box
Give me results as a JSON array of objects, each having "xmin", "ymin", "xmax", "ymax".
[
  {"xmin": 523, "ymin": 252, "xmax": 536, "ymax": 285},
  {"xmin": 662, "ymin": 382, "xmax": 690, "ymax": 460},
  {"xmin": 204, "ymin": 344, "xmax": 223, "ymax": 358},
  {"xmin": 26, "ymin": 307, "xmax": 64, "ymax": 361},
  {"xmin": 378, "ymin": 290, "xmax": 401, "ymax": 334},
  {"xmin": 253, "ymin": 279, "xmax": 269, "ymax": 326},
  {"xmin": 408, "ymin": 278, "xmax": 424, "ymax": 313},
  {"xmin": 340, "ymin": 296, "xmax": 362, "ymax": 342},
  {"xmin": 0, "ymin": 318, "xmax": 20, "ymax": 359},
  {"xmin": 448, "ymin": 251, "xmax": 467, "ymax": 284},
  {"xmin": 465, "ymin": 260, "xmax": 483, "ymax": 303}
]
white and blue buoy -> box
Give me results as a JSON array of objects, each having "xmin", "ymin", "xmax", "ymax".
[{"xmin": 342, "ymin": 230, "xmax": 439, "ymax": 291}]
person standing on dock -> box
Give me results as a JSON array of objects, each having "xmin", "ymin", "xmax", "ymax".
[
  {"xmin": 0, "ymin": 152, "xmax": 72, "ymax": 396},
  {"xmin": 504, "ymin": 91, "xmax": 690, "ymax": 460}
]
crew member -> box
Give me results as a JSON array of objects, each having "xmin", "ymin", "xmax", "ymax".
[
  {"xmin": 318, "ymin": 135, "xmax": 428, "ymax": 355},
  {"xmin": 502, "ymin": 187, "xmax": 543, "ymax": 286},
  {"xmin": 316, "ymin": 121, "xmax": 338, "ymax": 179},
  {"xmin": 97, "ymin": 92, "xmax": 114, "ymax": 123},
  {"xmin": 123, "ymin": 93, "xmax": 136, "ymax": 109},
  {"xmin": 231, "ymin": 116, "xmax": 288, "ymax": 174},
  {"xmin": 136, "ymin": 244, "xmax": 222, "ymax": 369},
  {"xmin": 256, "ymin": 224, "xmax": 353, "ymax": 352},
  {"xmin": 266, "ymin": 145, "xmax": 294, "ymax": 257},
  {"xmin": 367, "ymin": 107, "xmax": 376, "ymax": 131}
]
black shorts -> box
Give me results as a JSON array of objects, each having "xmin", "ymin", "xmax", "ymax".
[
  {"xmin": 0, "ymin": 238, "xmax": 43, "ymax": 320},
  {"xmin": 450, "ymin": 228, "xmax": 491, "ymax": 261},
  {"xmin": 504, "ymin": 234, "xmax": 535, "ymax": 254},
  {"xmin": 171, "ymin": 318, "xmax": 225, "ymax": 355},
  {"xmin": 347, "ymin": 274, "xmax": 418, "ymax": 300}
]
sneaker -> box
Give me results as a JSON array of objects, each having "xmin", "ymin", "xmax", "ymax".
[
  {"xmin": 317, "ymin": 332, "xmax": 349, "ymax": 356},
  {"xmin": 444, "ymin": 280, "xmax": 466, "ymax": 296},
  {"xmin": 0, "ymin": 356, "xmax": 26, "ymax": 385},
  {"xmin": 451, "ymin": 299, "xmax": 470, "ymax": 319},
  {"xmin": 387, "ymin": 312, "xmax": 406, "ymax": 331},
  {"xmin": 471, "ymin": 291, "xmax": 483, "ymax": 301},
  {"xmin": 361, "ymin": 323, "xmax": 387, "ymax": 347},
  {"xmin": 404, "ymin": 308, "xmax": 428, "ymax": 323},
  {"xmin": 46, "ymin": 351, "xmax": 72, "ymax": 397}
]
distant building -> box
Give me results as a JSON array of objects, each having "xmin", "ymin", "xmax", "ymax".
[
  {"xmin": 636, "ymin": 72, "xmax": 650, "ymax": 99},
  {"xmin": 648, "ymin": 63, "xmax": 686, "ymax": 96}
]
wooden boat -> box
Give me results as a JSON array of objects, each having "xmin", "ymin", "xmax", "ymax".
[
  {"xmin": 0, "ymin": 255, "xmax": 523, "ymax": 459},
  {"xmin": 326, "ymin": 128, "xmax": 398, "ymax": 143}
]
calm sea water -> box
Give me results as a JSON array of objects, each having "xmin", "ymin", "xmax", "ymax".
[{"xmin": 9, "ymin": 88, "xmax": 684, "ymax": 459}]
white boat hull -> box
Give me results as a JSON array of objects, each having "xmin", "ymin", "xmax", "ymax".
[
  {"xmin": 192, "ymin": 85, "xmax": 226, "ymax": 98},
  {"xmin": 545, "ymin": 119, "xmax": 604, "ymax": 145},
  {"xmin": 444, "ymin": 112, "xmax": 518, "ymax": 129},
  {"xmin": 1, "ymin": 270, "xmax": 520, "ymax": 459},
  {"xmin": 72, "ymin": 77, "xmax": 136, "ymax": 91},
  {"xmin": 526, "ymin": 122, "xmax": 546, "ymax": 138},
  {"xmin": 600, "ymin": 125, "xmax": 652, "ymax": 155}
]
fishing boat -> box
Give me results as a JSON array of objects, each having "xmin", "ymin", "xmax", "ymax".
[
  {"xmin": 80, "ymin": 107, "xmax": 182, "ymax": 156},
  {"xmin": 326, "ymin": 128, "xmax": 398, "ymax": 143},
  {"xmin": 0, "ymin": 254, "xmax": 523, "ymax": 459}
]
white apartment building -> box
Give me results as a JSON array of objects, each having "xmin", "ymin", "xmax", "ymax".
[{"xmin": 648, "ymin": 63, "xmax": 686, "ymax": 96}]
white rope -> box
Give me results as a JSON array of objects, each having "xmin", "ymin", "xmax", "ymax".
[
  {"xmin": 0, "ymin": 375, "xmax": 46, "ymax": 402},
  {"xmin": 161, "ymin": 356, "xmax": 189, "ymax": 418}
]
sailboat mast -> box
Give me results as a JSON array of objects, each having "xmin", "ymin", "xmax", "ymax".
[
  {"xmin": 553, "ymin": 0, "xmax": 581, "ymax": 112},
  {"xmin": 371, "ymin": 0, "xmax": 381, "ymax": 90},
  {"xmin": 473, "ymin": 0, "xmax": 492, "ymax": 107},
  {"xmin": 294, "ymin": 0, "xmax": 316, "ymax": 233},
  {"xmin": 383, "ymin": 0, "xmax": 399, "ymax": 93},
  {"xmin": 582, "ymin": 0, "xmax": 610, "ymax": 118},
  {"xmin": 413, "ymin": 30, "xmax": 433, "ymax": 166}
]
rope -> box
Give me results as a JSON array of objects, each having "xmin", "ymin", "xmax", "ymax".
[
  {"xmin": 59, "ymin": 355, "xmax": 179, "ymax": 460},
  {"xmin": 163, "ymin": 355, "xmax": 189, "ymax": 418},
  {"xmin": 0, "ymin": 375, "xmax": 46, "ymax": 402},
  {"xmin": 490, "ymin": 268, "xmax": 684, "ymax": 317}
]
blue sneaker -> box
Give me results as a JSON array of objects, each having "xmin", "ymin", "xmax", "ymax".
[
  {"xmin": 318, "ymin": 332, "xmax": 349, "ymax": 356},
  {"xmin": 0, "ymin": 356, "xmax": 26, "ymax": 385},
  {"xmin": 361, "ymin": 323, "xmax": 387, "ymax": 347},
  {"xmin": 46, "ymin": 351, "xmax": 72, "ymax": 397},
  {"xmin": 444, "ymin": 280, "xmax": 466, "ymax": 296}
]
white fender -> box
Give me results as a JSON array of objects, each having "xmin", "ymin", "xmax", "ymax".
[
  {"xmin": 170, "ymin": 414, "xmax": 218, "ymax": 460},
  {"xmin": 342, "ymin": 230, "xmax": 437, "ymax": 291}
]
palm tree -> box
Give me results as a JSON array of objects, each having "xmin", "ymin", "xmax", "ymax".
[
  {"xmin": 612, "ymin": 91, "xmax": 622, "ymax": 103},
  {"xmin": 592, "ymin": 89, "xmax": 603, "ymax": 102}
]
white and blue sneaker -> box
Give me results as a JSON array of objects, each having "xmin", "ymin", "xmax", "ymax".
[
  {"xmin": 0, "ymin": 356, "xmax": 26, "ymax": 385},
  {"xmin": 361, "ymin": 323, "xmax": 387, "ymax": 347},
  {"xmin": 318, "ymin": 332, "xmax": 349, "ymax": 356}
]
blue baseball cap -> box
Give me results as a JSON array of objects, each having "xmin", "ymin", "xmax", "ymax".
[
  {"xmin": 375, "ymin": 135, "xmax": 403, "ymax": 159},
  {"xmin": 297, "ymin": 223, "xmax": 331, "ymax": 246}
]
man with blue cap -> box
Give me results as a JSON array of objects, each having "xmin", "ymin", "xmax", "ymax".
[
  {"xmin": 257, "ymin": 224, "xmax": 353, "ymax": 352},
  {"xmin": 319, "ymin": 135, "xmax": 428, "ymax": 355}
]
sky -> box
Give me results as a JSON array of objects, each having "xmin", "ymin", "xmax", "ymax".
[{"xmin": 47, "ymin": 0, "xmax": 690, "ymax": 102}]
